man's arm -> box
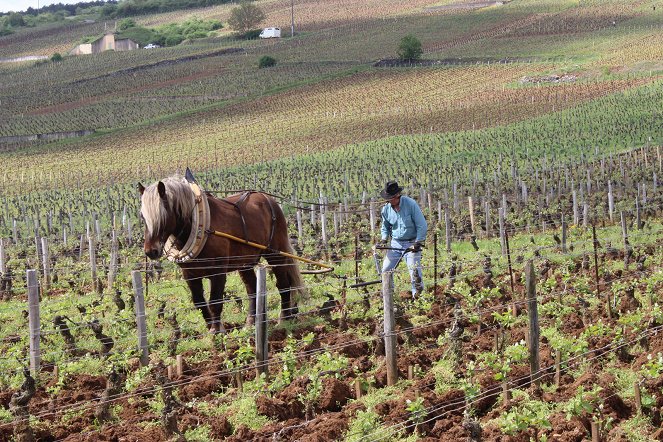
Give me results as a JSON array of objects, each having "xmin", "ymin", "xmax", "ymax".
[
  {"xmin": 380, "ymin": 206, "xmax": 391, "ymax": 240},
  {"xmin": 412, "ymin": 201, "xmax": 428, "ymax": 242}
]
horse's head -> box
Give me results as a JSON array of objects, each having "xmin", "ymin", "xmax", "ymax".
[{"xmin": 138, "ymin": 179, "xmax": 192, "ymax": 260}]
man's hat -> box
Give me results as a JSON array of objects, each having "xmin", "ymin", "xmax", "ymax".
[{"xmin": 380, "ymin": 180, "xmax": 403, "ymax": 200}]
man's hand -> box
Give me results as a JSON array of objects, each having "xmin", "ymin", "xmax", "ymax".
[
  {"xmin": 376, "ymin": 239, "xmax": 388, "ymax": 248},
  {"xmin": 412, "ymin": 241, "xmax": 424, "ymax": 252}
]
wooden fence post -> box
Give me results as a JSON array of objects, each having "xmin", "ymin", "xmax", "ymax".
[
  {"xmin": 444, "ymin": 208, "xmax": 451, "ymax": 253},
  {"xmin": 108, "ymin": 231, "xmax": 118, "ymax": 289},
  {"xmin": 296, "ymin": 209, "xmax": 303, "ymax": 241},
  {"xmin": 89, "ymin": 234, "xmax": 99, "ymax": 293},
  {"xmin": 561, "ymin": 214, "xmax": 567, "ymax": 253},
  {"xmin": 0, "ymin": 238, "xmax": 6, "ymax": 275},
  {"xmin": 27, "ymin": 269, "xmax": 40, "ymax": 376},
  {"xmin": 525, "ymin": 260, "xmax": 540, "ymax": 388},
  {"xmin": 498, "ymin": 207, "xmax": 506, "ymax": 256},
  {"xmin": 369, "ymin": 200, "xmax": 376, "ymax": 236},
  {"xmin": 41, "ymin": 237, "xmax": 50, "ymax": 291},
  {"xmin": 468, "ymin": 196, "xmax": 476, "ymax": 235},
  {"xmin": 255, "ymin": 266, "xmax": 268, "ymax": 378},
  {"xmin": 131, "ymin": 270, "xmax": 149, "ymax": 367},
  {"xmin": 382, "ymin": 271, "xmax": 398, "ymax": 386}
]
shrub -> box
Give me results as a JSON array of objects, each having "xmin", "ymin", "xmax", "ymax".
[
  {"xmin": 50, "ymin": 52, "xmax": 63, "ymax": 62},
  {"xmin": 258, "ymin": 55, "xmax": 276, "ymax": 68},
  {"xmin": 397, "ymin": 34, "xmax": 422, "ymax": 61},
  {"xmin": 241, "ymin": 29, "xmax": 262, "ymax": 40}
]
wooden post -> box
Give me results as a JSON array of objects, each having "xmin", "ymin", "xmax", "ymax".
[
  {"xmin": 583, "ymin": 203, "xmax": 589, "ymax": 229},
  {"xmin": 607, "ymin": 181, "xmax": 614, "ymax": 222},
  {"xmin": 592, "ymin": 225, "xmax": 611, "ymax": 319},
  {"xmin": 433, "ymin": 232, "xmax": 438, "ymax": 295},
  {"xmin": 320, "ymin": 199, "xmax": 328, "ymax": 247},
  {"xmin": 498, "ymin": 207, "xmax": 506, "ymax": 256},
  {"xmin": 468, "ymin": 196, "xmax": 476, "ymax": 235},
  {"xmin": 591, "ymin": 420, "xmax": 600, "ymax": 442},
  {"xmin": 296, "ymin": 209, "xmax": 303, "ymax": 241},
  {"xmin": 310, "ymin": 204, "xmax": 316, "ymax": 226},
  {"xmin": 131, "ymin": 271, "xmax": 149, "ymax": 367},
  {"xmin": 554, "ymin": 351, "xmax": 561, "ymax": 386},
  {"xmin": 41, "ymin": 237, "xmax": 50, "ymax": 291},
  {"xmin": 176, "ymin": 354, "xmax": 184, "ymax": 377},
  {"xmin": 525, "ymin": 260, "xmax": 540, "ymax": 388},
  {"xmin": 354, "ymin": 378, "xmax": 362, "ymax": 399},
  {"xmin": 633, "ymin": 381, "xmax": 642, "ymax": 415},
  {"xmin": 572, "ymin": 191, "xmax": 579, "ymax": 225},
  {"xmin": 635, "ymin": 198, "xmax": 641, "ymax": 230},
  {"xmin": 382, "ymin": 271, "xmax": 398, "ymax": 386},
  {"xmin": 0, "ymin": 238, "xmax": 6, "ymax": 275},
  {"xmin": 108, "ymin": 230, "xmax": 118, "ymax": 289},
  {"xmin": 484, "ymin": 200, "xmax": 491, "ymax": 237},
  {"xmin": 78, "ymin": 234, "xmax": 84, "ymax": 261},
  {"xmin": 255, "ymin": 266, "xmax": 268, "ymax": 378},
  {"xmin": 369, "ymin": 200, "xmax": 376, "ymax": 236},
  {"xmin": 620, "ymin": 211, "xmax": 629, "ymax": 268},
  {"xmin": 89, "ymin": 234, "xmax": 99, "ymax": 293},
  {"xmin": 444, "ymin": 208, "xmax": 451, "ymax": 253},
  {"xmin": 561, "ymin": 213, "xmax": 567, "ymax": 253},
  {"xmin": 27, "ymin": 269, "xmax": 40, "ymax": 376}
]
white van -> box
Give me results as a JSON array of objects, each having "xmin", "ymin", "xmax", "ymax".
[{"xmin": 259, "ymin": 27, "xmax": 281, "ymax": 38}]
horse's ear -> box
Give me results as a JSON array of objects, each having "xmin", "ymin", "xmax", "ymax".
[
  {"xmin": 157, "ymin": 181, "xmax": 167, "ymax": 201},
  {"xmin": 137, "ymin": 183, "xmax": 145, "ymax": 195}
]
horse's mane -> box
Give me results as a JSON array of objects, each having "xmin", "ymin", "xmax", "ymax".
[{"xmin": 141, "ymin": 175, "xmax": 195, "ymax": 236}]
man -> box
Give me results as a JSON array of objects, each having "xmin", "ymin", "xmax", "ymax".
[{"xmin": 379, "ymin": 180, "xmax": 428, "ymax": 297}]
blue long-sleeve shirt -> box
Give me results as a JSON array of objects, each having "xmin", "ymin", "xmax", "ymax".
[{"xmin": 380, "ymin": 196, "xmax": 428, "ymax": 242}]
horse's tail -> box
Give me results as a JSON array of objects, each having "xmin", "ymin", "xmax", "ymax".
[{"xmin": 282, "ymin": 240, "xmax": 307, "ymax": 305}]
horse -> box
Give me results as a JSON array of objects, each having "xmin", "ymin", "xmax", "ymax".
[{"xmin": 138, "ymin": 174, "xmax": 304, "ymax": 332}]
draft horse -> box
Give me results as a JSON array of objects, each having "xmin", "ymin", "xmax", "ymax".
[{"xmin": 138, "ymin": 175, "xmax": 304, "ymax": 332}]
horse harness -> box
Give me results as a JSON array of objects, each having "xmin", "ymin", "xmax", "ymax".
[{"xmin": 217, "ymin": 191, "xmax": 278, "ymax": 253}]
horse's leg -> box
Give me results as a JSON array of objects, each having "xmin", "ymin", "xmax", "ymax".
[
  {"xmin": 239, "ymin": 269, "xmax": 257, "ymax": 326},
  {"xmin": 269, "ymin": 258, "xmax": 296, "ymax": 322},
  {"xmin": 186, "ymin": 277, "xmax": 212, "ymax": 327},
  {"xmin": 209, "ymin": 274, "xmax": 227, "ymax": 334}
]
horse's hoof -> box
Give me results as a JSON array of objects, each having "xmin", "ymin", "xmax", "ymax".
[{"xmin": 209, "ymin": 323, "xmax": 226, "ymax": 334}]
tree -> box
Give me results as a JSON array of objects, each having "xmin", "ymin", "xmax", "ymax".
[
  {"xmin": 8, "ymin": 12, "xmax": 25, "ymax": 27},
  {"xmin": 227, "ymin": 1, "xmax": 266, "ymax": 35},
  {"xmin": 397, "ymin": 34, "xmax": 422, "ymax": 61},
  {"xmin": 258, "ymin": 55, "xmax": 276, "ymax": 68}
]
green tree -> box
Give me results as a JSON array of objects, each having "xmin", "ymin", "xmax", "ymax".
[
  {"xmin": 50, "ymin": 52, "xmax": 63, "ymax": 62},
  {"xmin": 227, "ymin": 2, "xmax": 266, "ymax": 35},
  {"xmin": 8, "ymin": 12, "xmax": 25, "ymax": 27},
  {"xmin": 397, "ymin": 34, "xmax": 422, "ymax": 61}
]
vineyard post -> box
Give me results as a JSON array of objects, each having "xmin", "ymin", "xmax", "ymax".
[
  {"xmin": 525, "ymin": 260, "xmax": 540, "ymax": 388},
  {"xmin": 296, "ymin": 209, "xmax": 303, "ymax": 241},
  {"xmin": 89, "ymin": 234, "xmax": 99, "ymax": 293},
  {"xmin": 310, "ymin": 204, "xmax": 316, "ymax": 226},
  {"xmin": 78, "ymin": 235, "xmax": 84, "ymax": 261},
  {"xmin": 484, "ymin": 200, "xmax": 491, "ymax": 237},
  {"xmin": 592, "ymin": 225, "xmax": 611, "ymax": 319},
  {"xmin": 591, "ymin": 420, "xmax": 600, "ymax": 442},
  {"xmin": 633, "ymin": 381, "xmax": 642, "ymax": 415},
  {"xmin": 433, "ymin": 232, "xmax": 438, "ymax": 295},
  {"xmin": 498, "ymin": 207, "xmax": 506, "ymax": 256},
  {"xmin": 108, "ymin": 230, "xmax": 118, "ymax": 289},
  {"xmin": 583, "ymin": 203, "xmax": 589, "ymax": 229},
  {"xmin": 468, "ymin": 197, "xmax": 476, "ymax": 236},
  {"xmin": 381, "ymin": 271, "xmax": 398, "ymax": 386},
  {"xmin": 369, "ymin": 200, "xmax": 376, "ymax": 235},
  {"xmin": 635, "ymin": 198, "xmax": 641, "ymax": 230},
  {"xmin": 41, "ymin": 237, "xmax": 50, "ymax": 292},
  {"xmin": 607, "ymin": 181, "xmax": 614, "ymax": 222},
  {"xmin": 131, "ymin": 270, "xmax": 150, "ymax": 367},
  {"xmin": 62, "ymin": 227, "xmax": 67, "ymax": 247},
  {"xmin": 27, "ymin": 269, "xmax": 40, "ymax": 376},
  {"xmin": 620, "ymin": 211, "xmax": 629, "ymax": 268},
  {"xmin": 34, "ymin": 236, "xmax": 42, "ymax": 275},
  {"xmin": 0, "ymin": 238, "xmax": 6, "ymax": 275},
  {"xmin": 572, "ymin": 190, "xmax": 579, "ymax": 225},
  {"xmin": 437, "ymin": 201, "xmax": 442, "ymax": 224},
  {"xmin": 255, "ymin": 266, "xmax": 268, "ymax": 378},
  {"xmin": 332, "ymin": 212, "xmax": 339, "ymax": 237},
  {"xmin": 444, "ymin": 208, "xmax": 451, "ymax": 253},
  {"xmin": 561, "ymin": 213, "xmax": 567, "ymax": 253},
  {"xmin": 320, "ymin": 198, "xmax": 328, "ymax": 248},
  {"xmin": 12, "ymin": 219, "xmax": 18, "ymax": 244}
]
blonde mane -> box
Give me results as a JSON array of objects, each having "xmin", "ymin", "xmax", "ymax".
[{"xmin": 140, "ymin": 175, "xmax": 196, "ymax": 236}]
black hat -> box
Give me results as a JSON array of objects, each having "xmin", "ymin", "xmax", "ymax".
[{"xmin": 380, "ymin": 180, "xmax": 403, "ymax": 199}]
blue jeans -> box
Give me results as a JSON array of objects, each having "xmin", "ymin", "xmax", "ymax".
[{"xmin": 381, "ymin": 238, "xmax": 424, "ymax": 296}]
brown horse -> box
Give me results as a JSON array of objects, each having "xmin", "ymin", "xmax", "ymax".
[{"xmin": 138, "ymin": 175, "xmax": 304, "ymax": 332}]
